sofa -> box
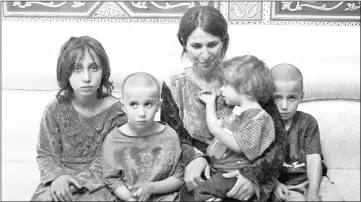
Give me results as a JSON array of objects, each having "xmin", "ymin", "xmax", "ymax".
[{"xmin": 2, "ymin": 62, "xmax": 360, "ymax": 201}]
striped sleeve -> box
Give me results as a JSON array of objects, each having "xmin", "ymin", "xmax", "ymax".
[{"xmin": 233, "ymin": 110, "xmax": 275, "ymax": 161}]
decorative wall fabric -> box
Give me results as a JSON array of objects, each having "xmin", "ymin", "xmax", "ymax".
[{"xmin": 2, "ymin": 1, "xmax": 360, "ymax": 26}]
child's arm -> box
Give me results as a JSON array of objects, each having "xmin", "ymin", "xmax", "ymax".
[
  {"xmin": 102, "ymin": 135, "xmax": 137, "ymax": 200},
  {"xmin": 198, "ymin": 89, "xmax": 241, "ymax": 152},
  {"xmin": 129, "ymin": 177, "xmax": 184, "ymax": 201},
  {"xmin": 113, "ymin": 185, "xmax": 137, "ymax": 201},
  {"xmin": 152, "ymin": 176, "xmax": 184, "ymax": 194},
  {"xmin": 198, "ymin": 89, "xmax": 219, "ymax": 125},
  {"xmin": 306, "ymin": 153, "xmax": 322, "ymax": 201},
  {"xmin": 205, "ymin": 103, "xmax": 242, "ymax": 153},
  {"xmin": 304, "ymin": 115, "xmax": 323, "ymax": 201}
]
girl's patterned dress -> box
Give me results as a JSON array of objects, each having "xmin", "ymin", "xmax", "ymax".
[{"xmin": 31, "ymin": 99, "xmax": 127, "ymax": 201}]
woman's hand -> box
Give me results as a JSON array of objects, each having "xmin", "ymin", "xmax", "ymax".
[
  {"xmin": 273, "ymin": 182, "xmax": 290, "ymax": 201},
  {"xmin": 50, "ymin": 175, "xmax": 81, "ymax": 201},
  {"xmin": 198, "ymin": 89, "xmax": 217, "ymax": 105},
  {"xmin": 184, "ymin": 157, "xmax": 210, "ymax": 191},
  {"xmin": 129, "ymin": 182, "xmax": 154, "ymax": 201},
  {"xmin": 223, "ymin": 170, "xmax": 255, "ymax": 201}
]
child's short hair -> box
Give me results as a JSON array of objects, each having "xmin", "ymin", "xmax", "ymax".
[
  {"xmin": 121, "ymin": 72, "xmax": 160, "ymax": 98},
  {"xmin": 271, "ymin": 63, "xmax": 304, "ymax": 92},
  {"xmin": 222, "ymin": 55, "xmax": 273, "ymax": 103}
]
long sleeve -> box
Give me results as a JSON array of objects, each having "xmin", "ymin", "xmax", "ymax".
[
  {"xmin": 72, "ymin": 109, "xmax": 127, "ymax": 193},
  {"xmin": 160, "ymin": 82, "xmax": 203, "ymax": 166},
  {"xmin": 68, "ymin": 154, "xmax": 108, "ymax": 193},
  {"xmin": 238, "ymin": 100, "xmax": 287, "ymax": 202},
  {"xmin": 36, "ymin": 102, "xmax": 67, "ymax": 185},
  {"xmin": 169, "ymin": 134, "xmax": 185, "ymax": 181},
  {"xmin": 102, "ymin": 135, "xmax": 125, "ymax": 192}
]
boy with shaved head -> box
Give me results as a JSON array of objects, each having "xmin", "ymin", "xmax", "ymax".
[
  {"xmin": 102, "ymin": 72, "xmax": 184, "ymax": 201},
  {"xmin": 271, "ymin": 64, "xmax": 343, "ymax": 201}
]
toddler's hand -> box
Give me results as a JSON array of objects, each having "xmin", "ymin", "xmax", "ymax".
[
  {"xmin": 198, "ymin": 89, "xmax": 217, "ymax": 104},
  {"xmin": 129, "ymin": 182, "xmax": 154, "ymax": 201}
]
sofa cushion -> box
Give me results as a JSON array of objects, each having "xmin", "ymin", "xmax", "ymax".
[
  {"xmin": 327, "ymin": 169, "xmax": 360, "ymax": 201},
  {"xmin": 298, "ymin": 100, "xmax": 360, "ymax": 170},
  {"xmin": 2, "ymin": 161, "xmax": 40, "ymax": 201}
]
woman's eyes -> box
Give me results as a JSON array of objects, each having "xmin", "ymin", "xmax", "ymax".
[
  {"xmin": 191, "ymin": 44, "xmax": 202, "ymax": 49},
  {"xmin": 207, "ymin": 42, "xmax": 218, "ymax": 48},
  {"xmin": 191, "ymin": 42, "xmax": 219, "ymax": 49}
]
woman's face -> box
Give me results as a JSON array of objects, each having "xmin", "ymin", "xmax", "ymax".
[
  {"xmin": 69, "ymin": 49, "xmax": 103, "ymax": 100},
  {"xmin": 185, "ymin": 27, "xmax": 224, "ymax": 71}
]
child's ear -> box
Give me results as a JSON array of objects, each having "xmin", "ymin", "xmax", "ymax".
[
  {"xmin": 245, "ymin": 81, "xmax": 252, "ymax": 92},
  {"xmin": 158, "ymin": 99, "xmax": 163, "ymax": 110},
  {"xmin": 301, "ymin": 91, "xmax": 305, "ymax": 100},
  {"xmin": 119, "ymin": 97, "xmax": 125, "ymax": 110}
]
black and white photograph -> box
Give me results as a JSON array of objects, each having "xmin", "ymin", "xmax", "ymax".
[{"xmin": 1, "ymin": 1, "xmax": 360, "ymax": 201}]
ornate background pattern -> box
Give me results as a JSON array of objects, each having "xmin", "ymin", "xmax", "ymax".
[
  {"xmin": 271, "ymin": 1, "xmax": 360, "ymax": 21},
  {"xmin": 2, "ymin": 1, "xmax": 360, "ymax": 25}
]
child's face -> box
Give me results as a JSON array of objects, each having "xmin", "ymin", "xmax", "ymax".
[
  {"xmin": 273, "ymin": 80, "xmax": 303, "ymax": 124},
  {"xmin": 69, "ymin": 49, "xmax": 102, "ymax": 99},
  {"xmin": 220, "ymin": 84, "xmax": 241, "ymax": 106},
  {"xmin": 122, "ymin": 85, "xmax": 160, "ymax": 133}
]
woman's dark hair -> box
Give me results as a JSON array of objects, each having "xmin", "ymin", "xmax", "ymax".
[
  {"xmin": 56, "ymin": 36, "xmax": 113, "ymax": 101},
  {"xmin": 177, "ymin": 6, "xmax": 229, "ymax": 59}
]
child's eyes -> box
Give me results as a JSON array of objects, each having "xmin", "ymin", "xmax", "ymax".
[
  {"xmin": 273, "ymin": 96, "xmax": 282, "ymax": 100},
  {"xmin": 90, "ymin": 65, "xmax": 99, "ymax": 71},
  {"xmin": 145, "ymin": 102, "xmax": 153, "ymax": 107},
  {"xmin": 289, "ymin": 96, "xmax": 297, "ymax": 100},
  {"xmin": 73, "ymin": 66, "xmax": 82, "ymax": 72},
  {"xmin": 130, "ymin": 103, "xmax": 138, "ymax": 107}
]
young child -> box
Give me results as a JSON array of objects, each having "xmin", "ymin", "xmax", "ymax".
[
  {"xmin": 271, "ymin": 63, "xmax": 344, "ymax": 201},
  {"xmin": 102, "ymin": 72, "xmax": 184, "ymax": 201},
  {"xmin": 195, "ymin": 55, "xmax": 276, "ymax": 201}
]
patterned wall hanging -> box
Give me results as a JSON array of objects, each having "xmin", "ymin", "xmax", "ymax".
[{"xmin": 2, "ymin": 1, "xmax": 360, "ymax": 26}]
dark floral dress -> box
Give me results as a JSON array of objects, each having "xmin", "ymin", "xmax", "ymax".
[
  {"xmin": 160, "ymin": 68, "xmax": 287, "ymax": 202},
  {"xmin": 31, "ymin": 98, "xmax": 127, "ymax": 201}
]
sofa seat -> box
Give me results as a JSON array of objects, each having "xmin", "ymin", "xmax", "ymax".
[
  {"xmin": 327, "ymin": 169, "xmax": 360, "ymax": 201},
  {"xmin": 2, "ymin": 62, "xmax": 360, "ymax": 201},
  {"xmin": 298, "ymin": 100, "xmax": 360, "ymax": 201}
]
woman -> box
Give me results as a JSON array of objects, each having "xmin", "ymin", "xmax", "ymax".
[
  {"xmin": 31, "ymin": 36, "xmax": 127, "ymax": 201},
  {"xmin": 160, "ymin": 6, "xmax": 287, "ymax": 202}
]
